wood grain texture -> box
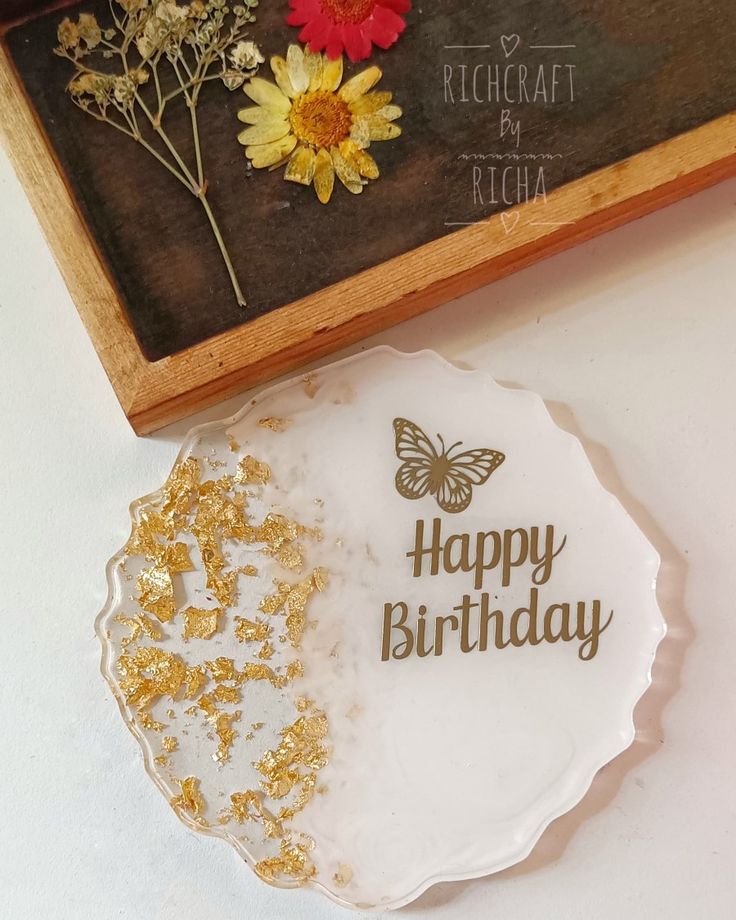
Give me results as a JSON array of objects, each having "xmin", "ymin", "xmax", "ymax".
[
  {"xmin": 126, "ymin": 111, "xmax": 736, "ymax": 433},
  {"xmin": 0, "ymin": 1, "xmax": 735, "ymax": 433},
  {"xmin": 0, "ymin": 41, "xmax": 147, "ymax": 414},
  {"xmin": 6, "ymin": 0, "xmax": 736, "ymax": 359}
]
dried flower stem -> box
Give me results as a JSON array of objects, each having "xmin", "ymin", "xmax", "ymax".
[{"xmin": 55, "ymin": 0, "xmax": 265, "ymax": 309}]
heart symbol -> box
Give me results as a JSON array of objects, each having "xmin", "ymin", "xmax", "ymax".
[
  {"xmin": 501, "ymin": 210, "xmax": 521, "ymax": 235},
  {"xmin": 501, "ymin": 34, "xmax": 521, "ymax": 58}
]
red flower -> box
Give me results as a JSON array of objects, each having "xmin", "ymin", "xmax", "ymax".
[{"xmin": 287, "ymin": 0, "xmax": 411, "ymax": 63}]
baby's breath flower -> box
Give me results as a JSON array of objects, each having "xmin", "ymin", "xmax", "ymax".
[
  {"xmin": 229, "ymin": 40, "xmax": 264, "ymax": 71},
  {"xmin": 77, "ymin": 13, "xmax": 102, "ymax": 49},
  {"xmin": 117, "ymin": 0, "xmax": 148, "ymax": 11},
  {"xmin": 69, "ymin": 72, "xmax": 97, "ymax": 95},
  {"xmin": 113, "ymin": 74, "xmax": 137, "ymax": 106},
  {"xmin": 155, "ymin": 1, "xmax": 189, "ymax": 24},
  {"xmin": 55, "ymin": 0, "xmax": 261, "ymax": 308},
  {"xmin": 57, "ymin": 18, "xmax": 79, "ymax": 50}
]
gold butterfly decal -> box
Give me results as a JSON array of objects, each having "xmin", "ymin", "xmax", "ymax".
[{"xmin": 393, "ymin": 418, "xmax": 505, "ymax": 514}]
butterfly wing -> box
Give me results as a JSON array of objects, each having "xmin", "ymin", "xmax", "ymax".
[
  {"xmin": 436, "ymin": 448, "xmax": 506, "ymax": 514},
  {"xmin": 393, "ymin": 418, "xmax": 439, "ymax": 502},
  {"xmin": 393, "ymin": 418, "xmax": 439, "ymax": 462},
  {"xmin": 395, "ymin": 459, "xmax": 434, "ymax": 501}
]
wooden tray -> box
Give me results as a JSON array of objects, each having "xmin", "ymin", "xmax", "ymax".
[{"xmin": 2, "ymin": 0, "xmax": 735, "ymax": 433}]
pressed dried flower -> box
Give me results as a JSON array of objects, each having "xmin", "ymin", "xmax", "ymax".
[
  {"xmin": 55, "ymin": 0, "xmax": 262, "ymax": 308},
  {"xmin": 238, "ymin": 43, "xmax": 401, "ymax": 203},
  {"xmin": 287, "ymin": 0, "xmax": 411, "ymax": 62},
  {"xmin": 230, "ymin": 39, "xmax": 265, "ymax": 71}
]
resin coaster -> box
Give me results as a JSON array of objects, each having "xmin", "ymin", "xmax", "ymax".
[{"xmin": 98, "ymin": 348, "xmax": 665, "ymax": 910}]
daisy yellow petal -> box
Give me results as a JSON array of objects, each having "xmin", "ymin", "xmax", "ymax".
[
  {"xmin": 246, "ymin": 134, "xmax": 297, "ymax": 168},
  {"xmin": 237, "ymin": 119, "xmax": 291, "ymax": 145},
  {"xmin": 331, "ymin": 147, "xmax": 363, "ymax": 195},
  {"xmin": 349, "ymin": 91, "xmax": 392, "ymax": 116},
  {"xmin": 304, "ymin": 48, "xmax": 323, "ymax": 91},
  {"xmin": 338, "ymin": 66, "xmax": 382, "ymax": 103},
  {"xmin": 270, "ymin": 56, "xmax": 297, "ymax": 98},
  {"xmin": 349, "ymin": 117, "xmax": 371, "ymax": 149},
  {"xmin": 376, "ymin": 104, "xmax": 402, "ymax": 122},
  {"xmin": 284, "ymin": 144, "xmax": 316, "ymax": 186},
  {"xmin": 313, "ymin": 147, "xmax": 335, "ymax": 204},
  {"xmin": 366, "ymin": 116, "xmax": 402, "ymax": 141},
  {"xmin": 244, "ymin": 77, "xmax": 291, "ymax": 113},
  {"xmin": 320, "ymin": 55, "xmax": 343, "ymax": 92},
  {"xmin": 286, "ymin": 44, "xmax": 309, "ymax": 94},
  {"xmin": 237, "ymin": 105, "xmax": 284, "ymax": 124},
  {"xmin": 340, "ymin": 139, "xmax": 379, "ymax": 179}
]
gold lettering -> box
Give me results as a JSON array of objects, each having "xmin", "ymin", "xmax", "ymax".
[
  {"xmin": 479, "ymin": 595, "xmax": 510, "ymax": 652},
  {"xmin": 501, "ymin": 528, "xmax": 529, "ymax": 587},
  {"xmin": 473, "ymin": 530, "xmax": 502, "ymax": 590},
  {"xmin": 406, "ymin": 518, "xmax": 442, "ymax": 578},
  {"xmin": 531, "ymin": 526, "xmax": 567, "ymax": 585},
  {"xmin": 543, "ymin": 602, "xmax": 573, "ymax": 644},
  {"xmin": 577, "ymin": 601, "xmax": 613, "ymax": 661},
  {"xmin": 444, "ymin": 532, "xmax": 471, "ymax": 575},
  {"xmin": 381, "ymin": 602, "xmax": 413, "ymax": 661},
  {"xmin": 434, "ymin": 614, "xmax": 459, "ymax": 655},
  {"xmin": 454, "ymin": 595, "xmax": 479, "ymax": 652},
  {"xmin": 416, "ymin": 605, "xmax": 434, "ymax": 657},
  {"xmin": 509, "ymin": 587, "xmax": 542, "ymax": 647}
]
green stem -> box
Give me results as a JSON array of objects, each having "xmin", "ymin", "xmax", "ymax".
[{"xmin": 199, "ymin": 192, "xmax": 247, "ymax": 308}]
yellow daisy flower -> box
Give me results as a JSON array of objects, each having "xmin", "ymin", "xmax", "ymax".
[{"xmin": 237, "ymin": 44, "xmax": 402, "ymax": 204}]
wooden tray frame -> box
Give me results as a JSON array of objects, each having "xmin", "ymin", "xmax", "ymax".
[{"xmin": 1, "ymin": 32, "xmax": 735, "ymax": 433}]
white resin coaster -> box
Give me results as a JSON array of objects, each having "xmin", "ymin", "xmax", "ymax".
[{"xmin": 98, "ymin": 347, "xmax": 665, "ymax": 910}]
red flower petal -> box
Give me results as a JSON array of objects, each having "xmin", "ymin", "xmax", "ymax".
[
  {"xmin": 367, "ymin": 4, "xmax": 405, "ymax": 48},
  {"xmin": 371, "ymin": 4, "xmax": 407, "ymax": 36},
  {"xmin": 341, "ymin": 22, "xmax": 364, "ymax": 62},
  {"xmin": 299, "ymin": 13, "xmax": 333, "ymax": 48},
  {"xmin": 286, "ymin": 0, "xmax": 410, "ymax": 62},
  {"xmin": 326, "ymin": 24, "xmax": 346, "ymax": 60},
  {"xmin": 287, "ymin": 0, "xmax": 322, "ymax": 25}
]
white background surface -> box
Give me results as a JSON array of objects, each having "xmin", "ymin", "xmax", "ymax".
[{"xmin": 1, "ymin": 143, "xmax": 735, "ymax": 918}]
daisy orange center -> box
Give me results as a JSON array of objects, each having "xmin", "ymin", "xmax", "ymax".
[
  {"xmin": 289, "ymin": 91, "xmax": 353, "ymax": 149},
  {"xmin": 320, "ymin": 0, "xmax": 376, "ymax": 25}
]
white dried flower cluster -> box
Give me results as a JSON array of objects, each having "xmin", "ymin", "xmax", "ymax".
[{"xmin": 54, "ymin": 0, "xmax": 261, "ymax": 308}]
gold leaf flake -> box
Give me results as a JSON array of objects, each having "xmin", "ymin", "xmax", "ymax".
[
  {"xmin": 182, "ymin": 606, "xmax": 222, "ymax": 640},
  {"xmin": 139, "ymin": 711, "xmax": 165, "ymax": 732},
  {"xmin": 162, "ymin": 736, "xmax": 178, "ymax": 753},
  {"xmin": 333, "ymin": 864, "xmax": 353, "ymax": 888},
  {"xmin": 137, "ymin": 564, "xmax": 175, "ymax": 622},
  {"xmin": 172, "ymin": 776, "xmax": 205, "ymax": 817},
  {"xmin": 184, "ymin": 665, "xmax": 208, "ymax": 699},
  {"xmin": 117, "ymin": 646, "xmax": 186, "ymax": 713},
  {"xmin": 214, "ymin": 711, "xmax": 240, "ymax": 763},
  {"xmin": 205, "ymin": 657, "xmax": 238, "ymax": 683},
  {"xmin": 160, "ymin": 458, "xmax": 201, "ymax": 522},
  {"xmin": 164, "ymin": 542, "xmax": 194, "ymax": 573},
  {"xmin": 257, "ymin": 640, "xmax": 274, "ymax": 660},
  {"xmin": 256, "ymin": 839, "xmax": 316, "ymax": 883},
  {"xmin": 285, "ymin": 660, "xmax": 304, "ymax": 681},
  {"xmin": 234, "ymin": 455, "xmax": 271, "ymax": 485},
  {"xmin": 213, "ymin": 684, "xmax": 240, "ymax": 704},
  {"xmin": 258, "ymin": 416, "xmax": 292, "ymax": 432},
  {"xmin": 234, "ymin": 617, "xmax": 271, "ymax": 643},
  {"xmin": 115, "ymin": 613, "xmax": 163, "ymax": 646}
]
